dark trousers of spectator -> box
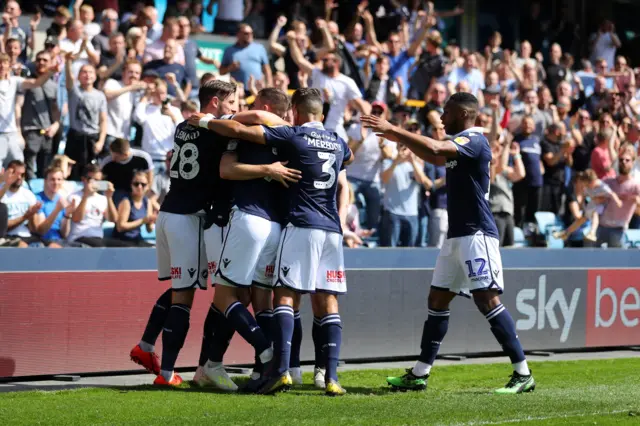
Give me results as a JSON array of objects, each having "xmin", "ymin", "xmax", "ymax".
[
  {"xmin": 23, "ymin": 130, "xmax": 54, "ymax": 179},
  {"xmin": 416, "ymin": 211, "xmax": 429, "ymax": 247},
  {"xmin": 348, "ymin": 177, "xmax": 381, "ymax": 229},
  {"xmin": 629, "ymin": 214, "xmax": 640, "ymax": 230},
  {"xmin": 74, "ymin": 237, "xmax": 137, "ymax": 247},
  {"xmin": 541, "ymin": 183, "xmax": 564, "ymax": 215},
  {"xmin": 513, "ymin": 182, "xmax": 541, "ymax": 227},
  {"xmin": 213, "ymin": 18, "xmax": 240, "ymax": 35},
  {"xmin": 65, "ymin": 129, "xmax": 99, "ymax": 181},
  {"xmin": 596, "ymin": 226, "xmax": 624, "ymax": 248},
  {"xmin": 380, "ymin": 210, "xmax": 418, "ymax": 247},
  {"xmin": 0, "ymin": 202, "xmax": 7, "ymax": 237},
  {"xmin": 494, "ymin": 212, "xmax": 515, "ymax": 247}
]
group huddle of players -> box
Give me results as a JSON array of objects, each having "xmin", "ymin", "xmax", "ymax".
[{"xmin": 127, "ymin": 82, "xmax": 536, "ymax": 397}]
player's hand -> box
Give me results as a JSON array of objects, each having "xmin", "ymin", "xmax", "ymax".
[
  {"xmin": 361, "ymin": 114, "xmax": 394, "ymax": 137},
  {"xmin": 25, "ymin": 202, "xmax": 43, "ymax": 219},
  {"xmin": 267, "ymin": 161, "xmax": 303, "ymax": 188},
  {"xmin": 188, "ymin": 112, "xmax": 206, "ymax": 127}
]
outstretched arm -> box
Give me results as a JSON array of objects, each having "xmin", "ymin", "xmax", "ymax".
[
  {"xmin": 195, "ymin": 117, "xmax": 267, "ymax": 144},
  {"xmin": 232, "ymin": 110, "xmax": 290, "ymax": 126},
  {"xmin": 361, "ymin": 115, "xmax": 458, "ymax": 159},
  {"xmin": 220, "ymin": 151, "xmax": 301, "ymax": 188}
]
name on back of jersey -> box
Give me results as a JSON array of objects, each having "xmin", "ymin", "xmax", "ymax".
[
  {"xmin": 304, "ymin": 132, "xmax": 343, "ymax": 151},
  {"xmin": 175, "ymin": 127, "xmax": 201, "ymax": 141}
]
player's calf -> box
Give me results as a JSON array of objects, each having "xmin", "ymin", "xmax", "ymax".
[
  {"xmin": 158, "ymin": 289, "xmax": 195, "ymax": 383},
  {"xmin": 130, "ymin": 288, "xmax": 171, "ymax": 374}
]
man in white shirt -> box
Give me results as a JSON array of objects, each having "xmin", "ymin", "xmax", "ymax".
[
  {"xmin": 59, "ymin": 20, "xmax": 100, "ymax": 78},
  {"xmin": 103, "ymin": 60, "xmax": 146, "ymax": 144},
  {"xmin": 0, "ymin": 160, "xmax": 41, "ymax": 247},
  {"xmin": 286, "ymin": 31, "xmax": 370, "ymax": 141},
  {"xmin": 590, "ymin": 20, "xmax": 621, "ymax": 71},
  {"xmin": 143, "ymin": 18, "xmax": 185, "ymax": 66},
  {"xmin": 134, "ymin": 79, "xmax": 182, "ymax": 175},
  {"xmin": 0, "ymin": 52, "xmax": 58, "ymax": 168},
  {"xmin": 67, "ymin": 164, "xmax": 118, "ymax": 247}
]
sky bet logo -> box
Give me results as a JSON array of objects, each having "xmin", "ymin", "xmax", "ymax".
[{"xmin": 515, "ymin": 275, "xmax": 581, "ymax": 343}]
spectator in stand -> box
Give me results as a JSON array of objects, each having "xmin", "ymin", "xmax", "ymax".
[
  {"xmin": 150, "ymin": 151, "xmax": 171, "ymax": 207},
  {"xmin": 33, "ymin": 166, "xmax": 76, "ymax": 247},
  {"xmin": 6, "ymin": 38, "xmax": 30, "ymax": 77},
  {"xmin": 67, "ymin": 164, "xmax": 118, "ymax": 247},
  {"xmin": 208, "ymin": 0, "xmax": 244, "ymax": 35},
  {"xmin": 571, "ymin": 110, "xmax": 595, "ymax": 172},
  {"xmin": 427, "ymin": 158, "xmax": 447, "ymax": 249},
  {"xmin": 128, "ymin": 6, "xmax": 162, "ymax": 43},
  {"xmin": 408, "ymin": 30, "xmax": 445, "ymax": 101},
  {"xmin": 0, "ymin": 53, "xmax": 57, "ymax": 168},
  {"xmin": 46, "ymin": 7, "xmax": 71, "ymax": 39},
  {"xmin": 287, "ymin": 31, "xmax": 369, "ymax": 141},
  {"xmin": 380, "ymin": 131, "xmax": 431, "ymax": 248},
  {"xmin": 100, "ymin": 137, "xmax": 153, "ymax": 204},
  {"xmin": 143, "ymin": 17, "xmax": 185, "ymax": 66},
  {"xmin": 0, "ymin": 160, "xmax": 41, "ymax": 247},
  {"xmin": 60, "ymin": 20, "xmax": 100, "ymax": 78},
  {"xmin": 75, "ymin": 1, "xmax": 101, "ymax": 40},
  {"xmin": 134, "ymin": 79, "xmax": 182, "ymax": 175},
  {"xmin": 21, "ymin": 50, "xmax": 60, "ymax": 179},
  {"xmin": 346, "ymin": 101, "xmax": 395, "ymax": 229},
  {"xmin": 63, "ymin": 53, "xmax": 108, "ymax": 180},
  {"xmin": 50, "ymin": 154, "xmax": 79, "ymax": 195},
  {"xmin": 590, "ymin": 127, "xmax": 618, "ymax": 180},
  {"xmin": 0, "ymin": 1, "xmax": 37, "ymax": 64},
  {"xmin": 585, "ymin": 76, "xmax": 608, "ymax": 117},
  {"xmin": 220, "ymin": 23, "xmax": 272, "ymax": 89},
  {"xmin": 541, "ymin": 122, "xmax": 573, "ymax": 214},
  {"xmin": 92, "ymin": 8, "xmax": 119, "ymax": 54},
  {"xmin": 490, "ymin": 138, "xmax": 526, "ymax": 247},
  {"xmin": 103, "ymin": 60, "xmax": 145, "ymax": 147},
  {"xmin": 144, "ymin": 41, "xmax": 187, "ymax": 101},
  {"xmin": 177, "ymin": 16, "xmax": 219, "ymax": 100},
  {"xmin": 363, "ymin": 55, "xmax": 401, "ymax": 107},
  {"xmin": 447, "ymin": 53, "xmax": 485, "ymax": 98},
  {"xmin": 597, "ymin": 145, "xmax": 640, "ymax": 247},
  {"xmin": 513, "ymin": 115, "xmax": 543, "ymax": 227},
  {"xmin": 0, "ymin": 195, "xmax": 14, "ymax": 246},
  {"xmin": 97, "ymin": 32, "xmax": 127, "ymax": 84},
  {"xmin": 545, "ymin": 43, "xmax": 566, "ymax": 96},
  {"xmin": 112, "ymin": 171, "xmax": 156, "ymax": 247},
  {"xmin": 590, "ymin": 20, "xmax": 621, "ymax": 71}
]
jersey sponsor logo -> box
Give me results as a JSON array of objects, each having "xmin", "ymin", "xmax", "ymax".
[
  {"xmin": 445, "ymin": 160, "xmax": 458, "ymax": 169},
  {"xmin": 188, "ymin": 268, "xmax": 196, "ymax": 278},
  {"xmin": 265, "ymin": 264, "xmax": 275, "ymax": 278},
  {"xmin": 208, "ymin": 261, "xmax": 217, "ymax": 275},
  {"xmin": 222, "ymin": 258, "xmax": 231, "ymax": 268},
  {"xmin": 227, "ymin": 140, "xmax": 238, "ymax": 151},
  {"xmin": 175, "ymin": 129, "xmax": 200, "ymax": 141},
  {"xmin": 281, "ymin": 266, "xmax": 290, "ymax": 277},
  {"xmin": 326, "ymin": 270, "xmax": 346, "ymax": 283},
  {"xmin": 170, "ymin": 267, "xmax": 182, "ymax": 279},
  {"xmin": 454, "ymin": 136, "xmax": 470, "ymax": 145}
]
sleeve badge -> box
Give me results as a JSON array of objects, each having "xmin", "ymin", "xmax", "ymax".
[{"xmin": 454, "ymin": 136, "xmax": 470, "ymax": 145}]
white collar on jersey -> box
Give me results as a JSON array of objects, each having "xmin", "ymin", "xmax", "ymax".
[{"xmin": 301, "ymin": 121, "xmax": 325, "ymax": 130}]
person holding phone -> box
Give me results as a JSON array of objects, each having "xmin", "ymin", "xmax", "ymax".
[{"xmin": 66, "ymin": 164, "xmax": 119, "ymax": 247}]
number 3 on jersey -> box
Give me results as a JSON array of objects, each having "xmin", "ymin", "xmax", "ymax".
[
  {"xmin": 314, "ymin": 152, "xmax": 336, "ymax": 189},
  {"xmin": 170, "ymin": 142, "xmax": 200, "ymax": 180}
]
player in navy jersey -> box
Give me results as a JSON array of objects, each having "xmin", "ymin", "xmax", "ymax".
[
  {"xmin": 362, "ymin": 92, "xmax": 535, "ymax": 394},
  {"xmin": 193, "ymin": 88, "xmax": 354, "ymax": 396}
]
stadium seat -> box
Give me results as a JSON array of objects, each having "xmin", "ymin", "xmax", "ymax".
[
  {"xmin": 103, "ymin": 222, "xmax": 115, "ymax": 238},
  {"xmin": 624, "ymin": 229, "xmax": 640, "ymax": 249},
  {"xmin": 28, "ymin": 178, "xmax": 44, "ymax": 194},
  {"xmin": 513, "ymin": 227, "xmax": 526, "ymax": 247},
  {"xmin": 141, "ymin": 226, "xmax": 157, "ymax": 244},
  {"xmin": 534, "ymin": 211, "xmax": 565, "ymax": 248}
]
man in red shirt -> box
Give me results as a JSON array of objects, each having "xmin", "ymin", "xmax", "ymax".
[{"xmin": 590, "ymin": 128, "xmax": 617, "ymax": 179}]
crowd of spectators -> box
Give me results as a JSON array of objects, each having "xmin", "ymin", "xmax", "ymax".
[{"xmin": 0, "ymin": 0, "xmax": 639, "ymax": 249}]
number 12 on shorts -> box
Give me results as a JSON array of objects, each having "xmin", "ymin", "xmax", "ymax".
[{"xmin": 465, "ymin": 258, "xmax": 487, "ymax": 278}]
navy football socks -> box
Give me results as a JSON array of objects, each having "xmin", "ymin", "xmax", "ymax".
[
  {"xmin": 225, "ymin": 301, "xmax": 271, "ymax": 362},
  {"xmin": 141, "ymin": 289, "xmax": 171, "ymax": 349},
  {"xmin": 160, "ymin": 303, "xmax": 191, "ymax": 379},
  {"xmin": 414, "ymin": 308, "xmax": 450, "ymax": 376},
  {"xmin": 198, "ymin": 303, "xmax": 217, "ymax": 367},
  {"xmin": 290, "ymin": 311, "xmax": 303, "ymax": 369},
  {"xmin": 312, "ymin": 316, "xmax": 325, "ymax": 369},
  {"xmin": 487, "ymin": 304, "xmax": 530, "ymax": 375},
  {"xmin": 321, "ymin": 314, "xmax": 342, "ymax": 382},
  {"xmin": 206, "ymin": 304, "xmax": 236, "ymax": 363},
  {"xmin": 273, "ymin": 305, "xmax": 295, "ymax": 376},
  {"xmin": 254, "ymin": 310, "xmax": 273, "ymax": 371}
]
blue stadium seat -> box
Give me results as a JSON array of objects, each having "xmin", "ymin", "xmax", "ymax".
[
  {"xmin": 141, "ymin": 226, "xmax": 156, "ymax": 243},
  {"xmin": 103, "ymin": 222, "xmax": 115, "ymax": 238},
  {"xmin": 28, "ymin": 178, "xmax": 44, "ymax": 194},
  {"xmin": 624, "ymin": 229, "xmax": 640, "ymax": 249},
  {"xmin": 534, "ymin": 211, "xmax": 565, "ymax": 248},
  {"xmin": 513, "ymin": 227, "xmax": 526, "ymax": 247}
]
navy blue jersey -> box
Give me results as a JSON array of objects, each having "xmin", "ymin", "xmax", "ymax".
[
  {"xmin": 225, "ymin": 138, "xmax": 287, "ymax": 223},
  {"xmin": 514, "ymin": 133, "xmax": 543, "ymax": 187},
  {"xmin": 161, "ymin": 117, "xmax": 233, "ymax": 221},
  {"xmin": 446, "ymin": 127, "xmax": 499, "ymax": 239},
  {"xmin": 262, "ymin": 122, "xmax": 351, "ymax": 234}
]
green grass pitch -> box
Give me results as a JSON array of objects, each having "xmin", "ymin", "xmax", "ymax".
[{"xmin": 1, "ymin": 358, "xmax": 639, "ymax": 425}]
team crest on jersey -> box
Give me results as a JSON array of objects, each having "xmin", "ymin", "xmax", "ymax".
[
  {"xmin": 454, "ymin": 136, "xmax": 470, "ymax": 145},
  {"xmin": 227, "ymin": 140, "xmax": 238, "ymax": 151}
]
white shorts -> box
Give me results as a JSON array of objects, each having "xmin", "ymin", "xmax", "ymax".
[
  {"xmin": 156, "ymin": 211, "xmax": 208, "ymax": 290},
  {"xmin": 203, "ymin": 223, "xmax": 225, "ymax": 283},
  {"xmin": 215, "ymin": 209, "xmax": 281, "ymax": 288},
  {"xmin": 431, "ymin": 231, "xmax": 504, "ymax": 297},
  {"xmin": 273, "ymin": 225, "xmax": 346, "ymax": 294}
]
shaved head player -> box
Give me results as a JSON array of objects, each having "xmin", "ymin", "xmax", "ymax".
[{"xmin": 362, "ymin": 92, "xmax": 536, "ymax": 394}]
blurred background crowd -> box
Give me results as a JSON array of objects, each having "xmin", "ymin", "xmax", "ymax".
[{"xmin": 0, "ymin": 0, "xmax": 639, "ymax": 249}]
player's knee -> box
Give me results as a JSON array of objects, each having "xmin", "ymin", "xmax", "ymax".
[
  {"xmin": 273, "ymin": 287, "xmax": 296, "ymax": 307},
  {"xmin": 237, "ymin": 287, "xmax": 251, "ymax": 307},
  {"xmin": 472, "ymin": 290, "xmax": 501, "ymax": 315},
  {"xmin": 311, "ymin": 293, "xmax": 339, "ymax": 316},
  {"xmin": 251, "ymin": 287, "xmax": 273, "ymax": 311},
  {"xmin": 213, "ymin": 279, "xmax": 238, "ymax": 309},
  {"xmin": 427, "ymin": 290, "xmax": 452, "ymax": 311},
  {"xmin": 171, "ymin": 289, "xmax": 196, "ymax": 307}
]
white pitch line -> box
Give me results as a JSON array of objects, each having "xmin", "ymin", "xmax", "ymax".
[{"xmin": 445, "ymin": 409, "xmax": 631, "ymax": 426}]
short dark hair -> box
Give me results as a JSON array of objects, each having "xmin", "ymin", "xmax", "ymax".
[
  {"xmin": 291, "ymin": 88, "xmax": 323, "ymax": 116},
  {"xmin": 109, "ymin": 32, "xmax": 124, "ymax": 41},
  {"xmin": 448, "ymin": 92, "xmax": 479, "ymax": 119},
  {"xmin": 256, "ymin": 88, "xmax": 291, "ymax": 119},
  {"xmin": 109, "ymin": 138, "xmax": 130, "ymax": 155},
  {"xmin": 199, "ymin": 80, "xmax": 236, "ymax": 110},
  {"xmin": 6, "ymin": 159, "xmax": 25, "ymax": 170},
  {"xmin": 82, "ymin": 164, "xmax": 101, "ymax": 178}
]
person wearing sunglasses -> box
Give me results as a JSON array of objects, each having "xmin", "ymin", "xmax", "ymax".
[{"xmin": 112, "ymin": 171, "xmax": 156, "ymax": 247}]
